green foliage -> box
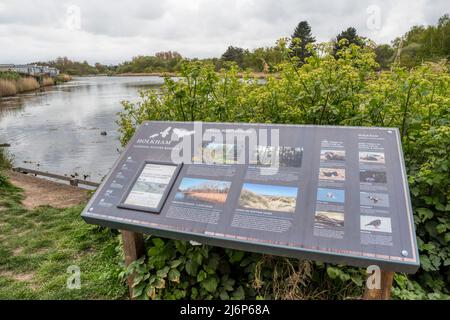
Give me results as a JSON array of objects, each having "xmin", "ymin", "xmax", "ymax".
[
  {"xmin": 118, "ymin": 40, "xmax": 450, "ymax": 299},
  {"xmin": 116, "ymin": 52, "xmax": 183, "ymax": 74},
  {"xmin": 0, "ymin": 71, "xmax": 21, "ymax": 81},
  {"xmin": 394, "ymin": 14, "xmax": 450, "ymax": 68},
  {"xmin": 124, "ymin": 238, "xmax": 255, "ymax": 300},
  {"xmin": 125, "ymin": 237, "xmax": 363, "ymax": 300},
  {"xmin": 374, "ymin": 44, "xmax": 396, "ymax": 70}
]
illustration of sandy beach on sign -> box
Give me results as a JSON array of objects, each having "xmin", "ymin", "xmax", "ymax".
[
  {"xmin": 175, "ymin": 178, "xmax": 231, "ymax": 205},
  {"xmin": 239, "ymin": 183, "xmax": 298, "ymax": 213}
]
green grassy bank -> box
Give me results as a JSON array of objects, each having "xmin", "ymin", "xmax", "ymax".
[{"xmin": 0, "ymin": 166, "xmax": 126, "ymax": 299}]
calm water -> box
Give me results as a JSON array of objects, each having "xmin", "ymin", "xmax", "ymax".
[{"xmin": 0, "ymin": 76, "xmax": 165, "ymax": 181}]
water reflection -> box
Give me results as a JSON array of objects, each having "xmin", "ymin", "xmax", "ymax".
[{"xmin": 0, "ymin": 76, "xmax": 164, "ymax": 181}]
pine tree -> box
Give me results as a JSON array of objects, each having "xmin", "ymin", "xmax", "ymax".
[
  {"xmin": 333, "ymin": 27, "xmax": 365, "ymax": 57},
  {"xmin": 289, "ymin": 21, "xmax": 316, "ymax": 65}
]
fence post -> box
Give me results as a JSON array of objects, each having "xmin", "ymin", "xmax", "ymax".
[
  {"xmin": 363, "ymin": 270, "xmax": 394, "ymax": 300},
  {"xmin": 121, "ymin": 230, "xmax": 145, "ymax": 299}
]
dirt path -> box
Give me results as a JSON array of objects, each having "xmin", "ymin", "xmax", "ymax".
[{"xmin": 6, "ymin": 171, "xmax": 90, "ymax": 209}]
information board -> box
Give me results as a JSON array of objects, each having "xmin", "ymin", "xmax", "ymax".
[{"xmin": 82, "ymin": 121, "xmax": 419, "ymax": 273}]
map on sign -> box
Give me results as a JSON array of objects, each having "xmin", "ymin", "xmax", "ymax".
[{"xmin": 81, "ymin": 121, "xmax": 419, "ymax": 273}]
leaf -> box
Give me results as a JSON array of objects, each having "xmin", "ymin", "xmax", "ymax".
[
  {"xmin": 231, "ymin": 286, "xmax": 245, "ymax": 300},
  {"xmin": 185, "ymin": 260, "xmax": 199, "ymax": 276},
  {"xmin": 436, "ymin": 224, "xmax": 447, "ymax": 234},
  {"xmin": 326, "ymin": 266, "xmax": 350, "ymax": 281},
  {"xmin": 175, "ymin": 241, "xmax": 187, "ymax": 254},
  {"xmin": 152, "ymin": 238, "xmax": 165, "ymax": 248},
  {"xmin": 132, "ymin": 282, "xmax": 146, "ymax": 298},
  {"xmin": 219, "ymin": 289, "xmax": 229, "ymax": 300},
  {"xmin": 229, "ymin": 251, "xmax": 245, "ymax": 263},
  {"xmin": 445, "ymin": 232, "xmax": 450, "ymax": 243},
  {"xmin": 197, "ymin": 270, "xmax": 207, "ymax": 282},
  {"xmin": 207, "ymin": 254, "xmax": 220, "ymax": 271},
  {"xmin": 222, "ymin": 277, "xmax": 235, "ymax": 291},
  {"xmin": 154, "ymin": 277, "xmax": 166, "ymax": 289},
  {"xmin": 156, "ymin": 266, "xmax": 170, "ymax": 278},
  {"xmin": 416, "ymin": 208, "xmax": 434, "ymax": 222},
  {"xmin": 146, "ymin": 285, "xmax": 156, "ymax": 299},
  {"xmin": 168, "ymin": 269, "xmax": 180, "ymax": 283},
  {"xmin": 170, "ymin": 259, "xmax": 184, "ymax": 268},
  {"xmin": 201, "ymin": 277, "xmax": 218, "ymax": 293}
]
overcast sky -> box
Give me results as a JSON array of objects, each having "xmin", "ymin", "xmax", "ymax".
[{"xmin": 0, "ymin": 0, "xmax": 448, "ymax": 64}]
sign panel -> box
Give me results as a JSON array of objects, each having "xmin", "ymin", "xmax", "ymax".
[{"xmin": 82, "ymin": 121, "xmax": 420, "ymax": 273}]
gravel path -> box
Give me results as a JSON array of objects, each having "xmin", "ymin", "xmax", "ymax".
[{"xmin": 6, "ymin": 171, "xmax": 89, "ymax": 209}]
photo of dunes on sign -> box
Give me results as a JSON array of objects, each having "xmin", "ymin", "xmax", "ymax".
[
  {"xmin": 175, "ymin": 178, "xmax": 231, "ymax": 205},
  {"xmin": 239, "ymin": 183, "xmax": 297, "ymax": 213},
  {"xmin": 315, "ymin": 211, "xmax": 344, "ymax": 228}
]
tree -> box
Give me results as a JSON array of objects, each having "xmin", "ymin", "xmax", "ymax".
[
  {"xmin": 393, "ymin": 14, "xmax": 450, "ymax": 68},
  {"xmin": 221, "ymin": 46, "xmax": 245, "ymax": 68},
  {"xmin": 333, "ymin": 27, "xmax": 365, "ymax": 57},
  {"xmin": 289, "ymin": 21, "xmax": 315, "ymax": 65},
  {"xmin": 374, "ymin": 44, "xmax": 395, "ymax": 69}
]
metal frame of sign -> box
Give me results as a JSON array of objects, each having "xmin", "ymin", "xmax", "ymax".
[{"xmin": 117, "ymin": 161, "xmax": 183, "ymax": 214}]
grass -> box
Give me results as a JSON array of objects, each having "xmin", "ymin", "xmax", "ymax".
[{"xmin": 0, "ymin": 175, "xmax": 127, "ymax": 299}]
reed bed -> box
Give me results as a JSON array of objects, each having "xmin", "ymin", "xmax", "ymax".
[
  {"xmin": 57, "ymin": 73, "xmax": 72, "ymax": 82},
  {"xmin": 0, "ymin": 79, "xmax": 17, "ymax": 97},
  {"xmin": 41, "ymin": 77, "xmax": 55, "ymax": 86},
  {"xmin": 0, "ymin": 75, "xmax": 61, "ymax": 97},
  {"xmin": 16, "ymin": 77, "xmax": 40, "ymax": 92}
]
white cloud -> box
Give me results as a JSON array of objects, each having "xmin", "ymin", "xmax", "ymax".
[{"xmin": 0, "ymin": 0, "xmax": 447, "ymax": 64}]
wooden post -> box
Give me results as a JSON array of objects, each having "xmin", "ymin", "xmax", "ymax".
[
  {"xmin": 363, "ymin": 270, "xmax": 394, "ymax": 300},
  {"xmin": 121, "ymin": 230, "xmax": 145, "ymax": 299}
]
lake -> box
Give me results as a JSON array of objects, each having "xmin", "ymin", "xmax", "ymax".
[{"xmin": 0, "ymin": 76, "xmax": 165, "ymax": 182}]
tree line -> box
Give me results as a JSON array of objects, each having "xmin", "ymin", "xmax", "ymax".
[{"xmin": 39, "ymin": 14, "xmax": 449, "ymax": 75}]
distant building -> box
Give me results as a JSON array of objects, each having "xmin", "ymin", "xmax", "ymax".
[
  {"xmin": 0, "ymin": 64, "xmax": 60, "ymax": 77},
  {"xmin": 0, "ymin": 64, "xmax": 15, "ymax": 72}
]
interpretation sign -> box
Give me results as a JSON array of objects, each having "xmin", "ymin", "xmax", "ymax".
[{"xmin": 82, "ymin": 121, "xmax": 419, "ymax": 273}]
